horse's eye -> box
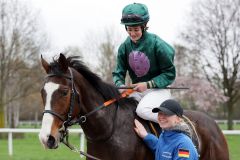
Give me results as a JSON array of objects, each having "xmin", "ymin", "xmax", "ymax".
[{"xmin": 61, "ymin": 90, "xmax": 68, "ymax": 97}]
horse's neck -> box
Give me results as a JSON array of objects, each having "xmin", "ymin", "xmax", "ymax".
[{"xmin": 75, "ymin": 75, "xmax": 116, "ymax": 140}]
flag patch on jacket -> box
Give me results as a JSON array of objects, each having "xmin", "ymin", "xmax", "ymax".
[{"xmin": 178, "ymin": 149, "xmax": 190, "ymax": 158}]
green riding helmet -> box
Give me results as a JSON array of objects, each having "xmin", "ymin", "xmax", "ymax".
[{"xmin": 121, "ymin": 3, "xmax": 149, "ymax": 26}]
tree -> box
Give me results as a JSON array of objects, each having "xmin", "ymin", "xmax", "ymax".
[
  {"xmin": 83, "ymin": 27, "xmax": 124, "ymax": 83},
  {"xmin": 174, "ymin": 44, "xmax": 203, "ymax": 78},
  {"xmin": 180, "ymin": 0, "xmax": 240, "ymax": 129},
  {"xmin": 62, "ymin": 46, "xmax": 82, "ymax": 57},
  {"xmin": 0, "ymin": 0, "xmax": 48, "ymax": 127},
  {"xmin": 173, "ymin": 44, "xmax": 227, "ymax": 114},
  {"xmin": 97, "ymin": 34, "xmax": 117, "ymax": 83},
  {"xmin": 172, "ymin": 76, "xmax": 227, "ymax": 112}
]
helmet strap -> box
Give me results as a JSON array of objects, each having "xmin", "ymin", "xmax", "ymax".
[{"xmin": 141, "ymin": 23, "xmax": 148, "ymax": 33}]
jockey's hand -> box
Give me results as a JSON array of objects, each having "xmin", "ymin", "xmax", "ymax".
[
  {"xmin": 134, "ymin": 119, "xmax": 148, "ymax": 138},
  {"xmin": 132, "ymin": 82, "xmax": 147, "ymax": 92}
]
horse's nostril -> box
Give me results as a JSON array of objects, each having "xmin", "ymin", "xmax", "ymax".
[{"xmin": 47, "ymin": 135, "xmax": 56, "ymax": 149}]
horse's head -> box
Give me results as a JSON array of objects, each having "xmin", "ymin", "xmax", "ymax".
[
  {"xmin": 39, "ymin": 53, "xmax": 123, "ymax": 150},
  {"xmin": 39, "ymin": 54, "xmax": 79, "ymax": 149}
]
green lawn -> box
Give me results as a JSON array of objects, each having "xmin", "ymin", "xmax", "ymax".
[
  {"xmin": 0, "ymin": 133, "xmax": 85, "ymax": 160},
  {"xmin": 218, "ymin": 123, "xmax": 240, "ymax": 159},
  {"xmin": 0, "ymin": 133, "xmax": 239, "ymax": 160},
  {"xmin": 226, "ymin": 135, "xmax": 240, "ymax": 160}
]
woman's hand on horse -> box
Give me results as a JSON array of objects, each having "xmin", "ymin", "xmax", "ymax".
[
  {"xmin": 132, "ymin": 82, "xmax": 147, "ymax": 92},
  {"xmin": 134, "ymin": 119, "xmax": 148, "ymax": 138}
]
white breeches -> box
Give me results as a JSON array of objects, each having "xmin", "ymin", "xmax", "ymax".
[{"xmin": 130, "ymin": 89, "xmax": 172, "ymax": 123}]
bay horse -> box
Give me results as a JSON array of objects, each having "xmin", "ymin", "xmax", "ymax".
[{"xmin": 39, "ymin": 54, "xmax": 229, "ymax": 160}]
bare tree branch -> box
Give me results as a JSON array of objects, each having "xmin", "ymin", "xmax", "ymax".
[
  {"xmin": 180, "ymin": 0, "xmax": 240, "ymax": 129},
  {"xmin": 0, "ymin": 0, "xmax": 49, "ymax": 127}
]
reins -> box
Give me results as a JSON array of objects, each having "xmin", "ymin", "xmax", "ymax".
[
  {"xmin": 77, "ymin": 89, "xmax": 135, "ymax": 124},
  {"xmin": 59, "ymin": 129, "xmax": 102, "ymax": 160}
]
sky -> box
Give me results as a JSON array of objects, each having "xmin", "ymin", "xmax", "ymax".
[{"xmin": 28, "ymin": 0, "xmax": 193, "ymax": 57}]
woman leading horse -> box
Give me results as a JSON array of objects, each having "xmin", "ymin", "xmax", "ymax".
[{"xmin": 39, "ymin": 54, "xmax": 229, "ymax": 160}]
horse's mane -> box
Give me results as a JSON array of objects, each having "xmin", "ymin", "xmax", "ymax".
[{"xmin": 49, "ymin": 55, "xmax": 120, "ymax": 100}]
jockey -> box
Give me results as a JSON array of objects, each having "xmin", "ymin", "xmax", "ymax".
[{"xmin": 112, "ymin": 3, "xmax": 176, "ymax": 123}]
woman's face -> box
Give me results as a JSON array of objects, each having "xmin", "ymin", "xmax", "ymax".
[
  {"xmin": 157, "ymin": 112, "xmax": 180, "ymax": 129},
  {"xmin": 126, "ymin": 26, "xmax": 142, "ymax": 43}
]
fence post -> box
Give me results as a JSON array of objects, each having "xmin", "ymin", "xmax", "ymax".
[
  {"xmin": 233, "ymin": 120, "xmax": 237, "ymax": 126},
  {"xmin": 8, "ymin": 132, "xmax": 13, "ymax": 156},
  {"xmin": 80, "ymin": 133, "xmax": 85, "ymax": 158}
]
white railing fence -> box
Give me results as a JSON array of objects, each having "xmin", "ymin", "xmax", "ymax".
[
  {"xmin": 18, "ymin": 120, "xmax": 240, "ymax": 126},
  {"xmin": 0, "ymin": 128, "xmax": 84, "ymax": 156},
  {"xmin": 0, "ymin": 128, "xmax": 240, "ymax": 156},
  {"xmin": 215, "ymin": 120, "xmax": 240, "ymax": 125}
]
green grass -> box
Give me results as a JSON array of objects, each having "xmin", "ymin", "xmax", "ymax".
[
  {"xmin": 0, "ymin": 133, "xmax": 239, "ymax": 160},
  {"xmin": 218, "ymin": 124, "xmax": 240, "ymax": 159},
  {"xmin": 226, "ymin": 135, "xmax": 240, "ymax": 160},
  {"xmin": 0, "ymin": 133, "xmax": 85, "ymax": 160}
]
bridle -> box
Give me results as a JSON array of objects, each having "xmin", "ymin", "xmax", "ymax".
[
  {"xmin": 42, "ymin": 67, "xmax": 121, "ymax": 127},
  {"xmin": 42, "ymin": 68, "xmax": 103, "ymax": 160},
  {"xmin": 43, "ymin": 68, "xmax": 82, "ymax": 127}
]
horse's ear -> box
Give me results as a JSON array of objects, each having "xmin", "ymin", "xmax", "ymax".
[
  {"xmin": 58, "ymin": 53, "xmax": 68, "ymax": 73},
  {"xmin": 41, "ymin": 55, "xmax": 50, "ymax": 73}
]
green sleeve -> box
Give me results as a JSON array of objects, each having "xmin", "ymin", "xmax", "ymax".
[
  {"xmin": 112, "ymin": 44, "xmax": 127, "ymax": 86},
  {"xmin": 152, "ymin": 40, "xmax": 176, "ymax": 88}
]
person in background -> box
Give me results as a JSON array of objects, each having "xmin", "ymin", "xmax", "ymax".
[
  {"xmin": 112, "ymin": 3, "xmax": 176, "ymax": 123},
  {"xmin": 134, "ymin": 99, "xmax": 199, "ymax": 160}
]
